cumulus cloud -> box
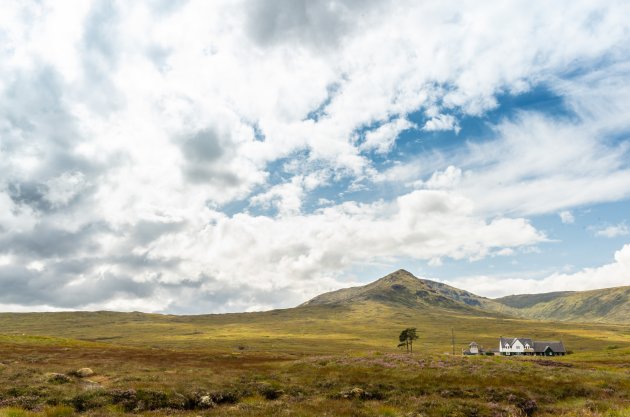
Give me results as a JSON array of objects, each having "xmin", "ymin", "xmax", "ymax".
[
  {"xmin": 360, "ymin": 118, "xmax": 416, "ymax": 154},
  {"xmin": 559, "ymin": 211, "xmax": 575, "ymax": 224},
  {"xmin": 423, "ymin": 114, "xmax": 460, "ymax": 133},
  {"xmin": 445, "ymin": 244, "xmax": 630, "ymax": 298},
  {"xmin": 0, "ymin": 1, "xmax": 629, "ymax": 312}
]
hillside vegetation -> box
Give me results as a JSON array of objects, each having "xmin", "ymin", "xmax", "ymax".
[
  {"xmin": 495, "ymin": 285, "xmax": 630, "ymax": 323},
  {"xmin": 301, "ymin": 269, "xmax": 509, "ymax": 313},
  {"xmin": 496, "ymin": 291, "xmax": 575, "ymax": 308},
  {"xmin": 0, "ymin": 270, "xmax": 627, "ymax": 354},
  {"xmin": 0, "ymin": 269, "xmax": 629, "ymax": 416},
  {"xmin": 302, "ymin": 269, "xmax": 629, "ymax": 324}
]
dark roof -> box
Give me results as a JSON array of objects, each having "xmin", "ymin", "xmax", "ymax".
[
  {"xmin": 533, "ymin": 341, "xmax": 566, "ymax": 353},
  {"xmin": 499, "ymin": 337, "xmax": 533, "ymax": 347}
]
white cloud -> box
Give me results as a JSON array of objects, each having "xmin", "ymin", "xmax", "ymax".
[
  {"xmin": 168, "ymin": 189, "xmax": 544, "ymax": 309},
  {"xmin": 423, "ymin": 114, "xmax": 460, "ymax": 133},
  {"xmin": 44, "ymin": 171, "xmax": 88, "ymax": 209},
  {"xmin": 378, "ymin": 109, "xmax": 630, "ymax": 217},
  {"xmin": 444, "ymin": 244, "xmax": 630, "ymax": 298},
  {"xmin": 559, "ymin": 211, "xmax": 575, "ymax": 224},
  {"xmin": 360, "ymin": 118, "xmax": 416, "ymax": 154},
  {"xmin": 0, "ymin": 1, "xmax": 629, "ymax": 312},
  {"xmin": 250, "ymin": 177, "xmax": 306, "ymax": 216},
  {"xmin": 425, "ymin": 166, "xmax": 463, "ymax": 190},
  {"xmin": 594, "ymin": 223, "xmax": 629, "ymax": 238}
]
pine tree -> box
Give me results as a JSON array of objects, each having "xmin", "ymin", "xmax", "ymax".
[{"xmin": 398, "ymin": 328, "xmax": 419, "ymax": 353}]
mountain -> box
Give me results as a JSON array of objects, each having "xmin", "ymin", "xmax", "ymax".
[
  {"xmin": 301, "ymin": 269, "xmax": 509, "ymax": 313},
  {"xmin": 0, "ymin": 269, "xmax": 627, "ymax": 355},
  {"xmin": 302, "ymin": 269, "xmax": 629, "ymax": 324},
  {"xmin": 496, "ymin": 291, "xmax": 574, "ymax": 308},
  {"xmin": 494, "ymin": 286, "xmax": 630, "ymax": 323}
]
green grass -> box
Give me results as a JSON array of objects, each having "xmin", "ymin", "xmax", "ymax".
[
  {"xmin": 0, "ymin": 302, "xmax": 628, "ymax": 416},
  {"xmin": 0, "ymin": 270, "xmax": 628, "ymax": 416},
  {"xmin": 1, "ymin": 299, "xmax": 627, "ymax": 354},
  {"xmin": 495, "ymin": 286, "xmax": 630, "ymax": 323},
  {"xmin": 0, "ymin": 340, "xmax": 628, "ymax": 416}
]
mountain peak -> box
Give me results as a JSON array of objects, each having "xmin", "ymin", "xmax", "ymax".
[
  {"xmin": 375, "ymin": 269, "xmax": 418, "ymax": 283},
  {"xmin": 300, "ymin": 269, "xmax": 488, "ymax": 311}
]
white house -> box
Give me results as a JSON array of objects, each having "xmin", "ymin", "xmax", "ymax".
[
  {"xmin": 463, "ymin": 341, "xmax": 482, "ymax": 355},
  {"xmin": 499, "ymin": 337, "xmax": 566, "ymax": 356},
  {"xmin": 499, "ymin": 337, "xmax": 534, "ymax": 355}
]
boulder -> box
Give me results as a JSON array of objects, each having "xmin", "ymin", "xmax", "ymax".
[
  {"xmin": 198, "ymin": 395, "xmax": 216, "ymax": 409},
  {"xmin": 75, "ymin": 368, "xmax": 95, "ymax": 378},
  {"xmin": 341, "ymin": 387, "xmax": 365, "ymax": 399},
  {"xmin": 350, "ymin": 387, "xmax": 365, "ymax": 397}
]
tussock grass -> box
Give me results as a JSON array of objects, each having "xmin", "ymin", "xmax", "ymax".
[{"xmin": 0, "ymin": 305, "xmax": 628, "ymax": 416}]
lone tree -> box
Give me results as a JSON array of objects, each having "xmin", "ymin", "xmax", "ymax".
[{"xmin": 398, "ymin": 328, "xmax": 419, "ymax": 353}]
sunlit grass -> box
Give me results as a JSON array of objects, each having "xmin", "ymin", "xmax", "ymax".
[{"xmin": 0, "ymin": 305, "xmax": 628, "ymax": 416}]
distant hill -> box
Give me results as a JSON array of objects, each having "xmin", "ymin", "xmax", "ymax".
[
  {"xmin": 300, "ymin": 269, "xmax": 507, "ymax": 314},
  {"xmin": 0, "ymin": 269, "xmax": 627, "ymax": 354},
  {"xmin": 303, "ymin": 269, "xmax": 629, "ymax": 324},
  {"xmin": 494, "ymin": 286, "xmax": 630, "ymax": 323},
  {"xmin": 496, "ymin": 291, "xmax": 575, "ymax": 308}
]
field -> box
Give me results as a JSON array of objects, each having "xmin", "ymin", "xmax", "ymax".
[{"xmin": 0, "ymin": 302, "xmax": 629, "ymax": 417}]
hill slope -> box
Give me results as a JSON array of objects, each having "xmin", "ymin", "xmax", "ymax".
[
  {"xmin": 496, "ymin": 291, "xmax": 575, "ymax": 308},
  {"xmin": 303, "ymin": 269, "xmax": 629, "ymax": 324},
  {"xmin": 495, "ymin": 286, "xmax": 630, "ymax": 323},
  {"xmin": 301, "ymin": 269, "xmax": 509, "ymax": 313},
  {"xmin": 0, "ymin": 269, "xmax": 628, "ymax": 354}
]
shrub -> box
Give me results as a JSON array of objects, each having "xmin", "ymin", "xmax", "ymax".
[
  {"xmin": 134, "ymin": 390, "xmax": 169, "ymax": 411},
  {"xmin": 257, "ymin": 383, "xmax": 283, "ymax": 400},
  {"xmin": 68, "ymin": 391, "xmax": 108, "ymax": 412},
  {"xmin": 108, "ymin": 389, "xmax": 136, "ymax": 405},
  {"xmin": 210, "ymin": 389, "xmax": 241, "ymax": 404},
  {"xmin": 47, "ymin": 374, "xmax": 70, "ymax": 385},
  {"xmin": 507, "ymin": 393, "xmax": 537, "ymax": 416},
  {"xmin": 0, "ymin": 397, "xmax": 41, "ymax": 411}
]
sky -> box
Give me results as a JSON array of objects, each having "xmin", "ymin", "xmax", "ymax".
[{"xmin": 1, "ymin": 0, "xmax": 629, "ymax": 314}]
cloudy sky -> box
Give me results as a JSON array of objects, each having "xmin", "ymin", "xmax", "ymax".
[{"xmin": 1, "ymin": 1, "xmax": 629, "ymax": 313}]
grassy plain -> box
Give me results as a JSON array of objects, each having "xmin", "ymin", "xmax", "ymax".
[{"xmin": 0, "ymin": 302, "xmax": 628, "ymax": 416}]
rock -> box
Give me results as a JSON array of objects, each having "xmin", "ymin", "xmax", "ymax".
[
  {"xmin": 341, "ymin": 387, "xmax": 366, "ymax": 399},
  {"xmin": 350, "ymin": 387, "xmax": 365, "ymax": 397},
  {"xmin": 75, "ymin": 368, "xmax": 95, "ymax": 377},
  {"xmin": 198, "ymin": 395, "xmax": 216, "ymax": 409},
  {"xmin": 47, "ymin": 373, "xmax": 71, "ymax": 384}
]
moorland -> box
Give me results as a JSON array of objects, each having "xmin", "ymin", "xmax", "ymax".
[{"xmin": 0, "ymin": 270, "xmax": 628, "ymax": 417}]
